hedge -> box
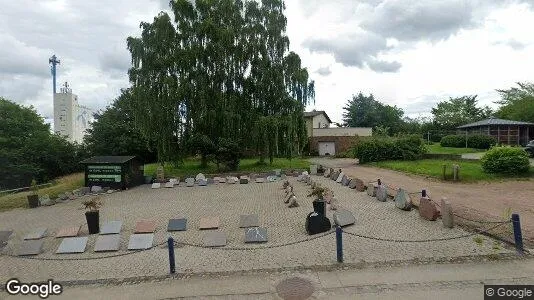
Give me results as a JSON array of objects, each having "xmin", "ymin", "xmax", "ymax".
[
  {"xmin": 352, "ymin": 135, "xmax": 427, "ymax": 163},
  {"xmin": 481, "ymin": 146, "xmax": 530, "ymax": 174},
  {"xmin": 440, "ymin": 134, "xmax": 496, "ymax": 149}
]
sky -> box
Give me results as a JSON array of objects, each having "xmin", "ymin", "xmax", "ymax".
[{"xmin": 1, "ymin": 0, "xmax": 534, "ymax": 126}]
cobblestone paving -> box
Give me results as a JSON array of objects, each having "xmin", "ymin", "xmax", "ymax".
[{"xmin": 0, "ymin": 176, "xmax": 511, "ymax": 282}]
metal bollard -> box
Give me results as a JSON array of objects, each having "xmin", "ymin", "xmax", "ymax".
[
  {"xmin": 167, "ymin": 237, "xmax": 176, "ymax": 273},
  {"xmin": 512, "ymin": 214, "xmax": 524, "ymax": 254},
  {"xmin": 336, "ymin": 226, "xmax": 343, "ymax": 263}
]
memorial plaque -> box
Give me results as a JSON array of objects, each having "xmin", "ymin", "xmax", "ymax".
[
  {"xmin": 239, "ymin": 214, "xmax": 259, "ymax": 228},
  {"xmin": 199, "ymin": 216, "xmax": 220, "ymax": 229},
  {"xmin": 255, "ymin": 177, "xmax": 265, "ymax": 183},
  {"xmin": 203, "ymin": 232, "xmax": 227, "ymax": 247},
  {"xmin": 94, "ymin": 234, "xmax": 120, "ymax": 252},
  {"xmin": 195, "ymin": 173, "xmax": 206, "ymax": 181},
  {"xmin": 0, "ymin": 230, "xmax": 13, "ymax": 248},
  {"xmin": 441, "ymin": 198, "xmax": 454, "ymax": 228},
  {"xmin": 164, "ymin": 182, "xmax": 174, "ymax": 188},
  {"xmin": 333, "ymin": 210, "xmax": 356, "ymax": 227},
  {"xmin": 128, "ymin": 234, "xmax": 154, "ymax": 250},
  {"xmin": 245, "ymin": 227, "xmax": 268, "ymax": 243},
  {"xmin": 167, "ymin": 218, "xmax": 187, "ymax": 231},
  {"xmin": 56, "ymin": 237, "xmax": 88, "ymax": 254},
  {"xmin": 151, "ymin": 183, "xmax": 161, "ymax": 189},
  {"xmin": 336, "ymin": 172, "xmax": 345, "ymax": 183},
  {"xmin": 135, "ymin": 220, "xmax": 156, "ymax": 233},
  {"xmin": 55, "ymin": 226, "xmax": 81, "ymax": 238},
  {"xmin": 394, "ymin": 188, "xmax": 412, "ymax": 211},
  {"xmin": 310, "ymin": 164, "xmax": 318, "ymax": 175},
  {"xmin": 24, "ymin": 228, "xmax": 47, "ymax": 240},
  {"xmin": 185, "ymin": 178, "xmax": 195, "ymax": 187},
  {"xmin": 17, "ymin": 240, "xmax": 44, "ymax": 256},
  {"xmin": 376, "ymin": 185, "xmax": 388, "ymax": 202},
  {"xmin": 100, "ymin": 221, "xmax": 122, "ymax": 235}
]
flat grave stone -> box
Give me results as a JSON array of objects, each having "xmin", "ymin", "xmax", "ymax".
[
  {"xmin": 151, "ymin": 183, "xmax": 161, "ymax": 189},
  {"xmin": 341, "ymin": 175, "xmax": 350, "ymax": 186},
  {"xmin": 255, "ymin": 177, "xmax": 265, "ymax": 183},
  {"xmin": 310, "ymin": 164, "xmax": 318, "ymax": 175},
  {"xmin": 94, "ymin": 234, "xmax": 121, "ymax": 252},
  {"xmin": 245, "ymin": 227, "xmax": 268, "ymax": 243},
  {"xmin": 185, "ymin": 178, "xmax": 195, "ymax": 187},
  {"xmin": 91, "ymin": 186, "xmax": 103, "ymax": 193},
  {"xmin": 203, "ymin": 232, "xmax": 227, "ymax": 247},
  {"xmin": 164, "ymin": 182, "xmax": 174, "ymax": 188},
  {"xmin": 367, "ymin": 183, "xmax": 377, "ymax": 197},
  {"xmin": 17, "ymin": 240, "xmax": 44, "ymax": 256},
  {"xmin": 441, "ymin": 198, "xmax": 454, "ymax": 228},
  {"xmin": 333, "ymin": 210, "xmax": 356, "ymax": 227},
  {"xmin": 128, "ymin": 234, "xmax": 154, "ymax": 250},
  {"xmin": 376, "ymin": 185, "xmax": 388, "ymax": 202},
  {"xmin": 239, "ymin": 214, "xmax": 259, "ymax": 228},
  {"xmin": 135, "ymin": 220, "xmax": 157, "ymax": 233},
  {"xmin": 419, "ymin": 197, "xmax": 439, "ymax": 221},
  {"xmin": 167, "ymin": 218, "xmax": 187, "ymax": 231},
  {"xmin": 55, "ymin": 225, "xmax": 81, "ymax": 238},
  {"xmin": 394, "ymin": 188, "xmax": 412, "ymax": 211},
  {"xmin": 100, "ymin": 221, "xmax": 122, "ymax": 235},
  {"xmin": 195, "ymin": 173, "xmax": 206, "ymax": 181},
  {"xmin": 199, "ymin": 216, "xmax": 220, "ymax": 230},
  {"xmin": 56, "ymin": 237, "xmax": 88, "ymax": 254},
  {"xmin": 0, "ymin": 230, "xmax": 13, "ymax": 248},
  {"xmin": 336, "ymin": 172, "xmax": 345, "ymax": 183},
  {"xmin": 24, "ymin": 228, "xmax": 47, "ymax": 240},
  {"xmin": 197, "ymin": 178, "xmax": 208, "ymax": 186}
]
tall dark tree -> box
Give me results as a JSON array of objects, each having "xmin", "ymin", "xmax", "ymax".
[{"xmin": 342, "ymin": 92, "xmax": 404, "ymax": 134}]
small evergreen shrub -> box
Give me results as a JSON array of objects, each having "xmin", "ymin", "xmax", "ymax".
[
  {"xmin": 481, "ymin": 146, "xmax": 530, "ymax": 174},
  {"xmin": 440, "ymin": 135, "xmax": 465, "ymax": 147}
]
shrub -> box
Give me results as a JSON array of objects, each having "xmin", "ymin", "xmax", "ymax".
[
  {"xmin": 211, "ymin": 138, "xmax": 241, "ymax": 171},
  {"xmin": 481, "ymin": 146, "xmax": 530, "ymax": 174},
  {"xmin": 352, "ymin": 136, "xmax": 426, "ymax": 163},
  {"xmin": 440, "ymin": 134, "xmax": 496, "ymax": 149}
]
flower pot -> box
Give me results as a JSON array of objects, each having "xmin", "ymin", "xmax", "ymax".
[
  {"xmin": 313, "ymin": 198, "xmax": 326, "ymax": 215},
  {"xmin": 27, "ymin": 195, "xmax": 39, "ymax": 208},
  {"xmin": 85, "ymin": 210, "xmax": 100, "ymax": 234}
]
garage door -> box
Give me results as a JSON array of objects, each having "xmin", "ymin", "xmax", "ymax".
[{"xmin": 318, "ymin": 142, "xmax": 336, "ymax": 156}]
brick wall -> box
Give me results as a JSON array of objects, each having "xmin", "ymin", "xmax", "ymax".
[{"xmin": 310, "ymin": 136, "xmax": 356, "ymax": 155}]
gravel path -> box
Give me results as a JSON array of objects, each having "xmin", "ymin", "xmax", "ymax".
[{"xmin": 0, "ymin": 176, "xmax": 511, "ymax": 282}]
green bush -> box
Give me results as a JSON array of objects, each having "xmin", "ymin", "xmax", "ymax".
[
  {"xmin": 352, "ymin": 136, "xmax": 426, "ymax": 163},
  {"xmin": 440, "ymin": 134, "xmax": 496, "ymax": 149},
  {"xmin": 481, "ymin": 146, "xmax": 530, "ymax": 174}
]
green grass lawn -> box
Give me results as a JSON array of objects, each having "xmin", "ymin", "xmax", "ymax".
[
  {"xmin": 0, "ymin": 173, "xmax": 85, "ymax": 212},
  {"xmin": 369, "ymin": 159, "xmax": 534, "ymax": 182},
  {"xmin": 144, "ymin": 157, "xmax": 311, "ymax": 178},
  {"xmin": 425, "ymin": 143, "xmax": 486, "ymax": 155}
]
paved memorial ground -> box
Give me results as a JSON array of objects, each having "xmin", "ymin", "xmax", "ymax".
[{"xmin": 0, "ymin": 176, "xmax": 512, "ymax": 282}]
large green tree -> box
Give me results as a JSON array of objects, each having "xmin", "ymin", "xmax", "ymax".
[
  {"xmin": 431, "ymin": 95, "xmax": 492, "ymax": 130},
  {"xmin": 342, "ymin": 92, "xmax": 404, "ymax": 135},
  {"xmin": 126, "ymin": 0, "xmax": 314, "ymax": 166},
  {"xmin": 495, "ymin": 82, "xmax": 534, "ymax": 122},
  {"xmin": 83, "ymin": 90, "xmax": 157, "ymax": 162}
]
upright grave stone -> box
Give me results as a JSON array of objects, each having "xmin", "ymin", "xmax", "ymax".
[
  {"xmin": 394, "ymin": 188, "xmax": 412, "ymax": 211},
  {"xmin": 349, "ymin": 178, "xmax": 365, "ymax": 192},
  {"xmin": 333, "ymin": 209, "xmax": 356, "ymax": 227},
  {"xmin": 218, "ymin": 177, "xmax": 226, "ymax": 184},
  {"xmin": 207, "ymin": 178, "xmax": 215, "ymax": 185},
  {"xmin": 310, "ymin": 164, "xmax": 318, "ymax": 175},
  {"xmin": 195, "ymin": 173, "xmax": 206, "ymax": 182},
  {"xmin": 91, "ymin": 186, "xmax": 103, "ymax": 193},
  {"xmin": 239, "ymin": 176, "xmax": 249, "ymax": 184},
  {"xmin": 0, "ymin": 231, "xmax": 13, "ymax": 249},
  {"xmin": 274, "ymin": 169, "xmax": 282, "ymax": 176},
  {"xmin": 151, "ymin": 182, "xmax": 161, "ymax": 189},
  {"xmin": 441, "ymin": 198, "xmax": 454, "ymax": 228},
  {"xmin": 227, "ymin": 176, "xmax": 237, "ymax": 184},
  {"xmin": 185, "ymin": 178, "xmax": 195, "ymax": 187},
  {"xmin": 366, "ymin": 182, "xmax": 377, "ymax": 197},
  {"xmin": 336, "ymin": 172, "xmax": 345, "ymax": 183},
  {"xmin": 156, "ymin": 166, "xmax": 165, "ymax": 183},
  {"xmin": 164, "ymin": 182, "xmax": 174, "ymax": 188},
  {"xmin": 376, "ymin": 182, "xmax": 388, "ymax": 202},
  {"xmin": 197, "ymin": 178, "xmax": 208, "ymax": 186},
  {"xmin": 419, "ymin": 190, "xmax": 439, "ymax": 221},
  {"xmin": 341, "ymin": 175, "xmax": 350, "ymax": 186},
  {"xmin": 323, "ymin": 168, "xmax": 332, "ymax": 178},
  {"xmin": 330, "ymin": 170, "xmax": 340, "ymax": 180},
  {"xmin": 255, "ymin": 177, "xmax": 265, "ymax": 183}
]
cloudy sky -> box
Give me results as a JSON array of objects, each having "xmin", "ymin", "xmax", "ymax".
[{"xmin": 1, "ymin": 0, "xmax": 534, "ymax": 126}]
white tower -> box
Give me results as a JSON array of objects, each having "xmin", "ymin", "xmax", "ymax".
[{"xmin": 53, "ymin": 82, "xmax": 91, "ymax": 143}]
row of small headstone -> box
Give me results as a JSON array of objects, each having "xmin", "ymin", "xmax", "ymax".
[
  {"xmin": 37, "ymin": 186, "xmax": 114, "ymax": 207},
  {"xmin": 151, "ymin": 173, "xmax": 284, "ymax": 189},
  {"xmin": 282, "ymin": 181, "xmax": 299, "ymax": 208}
]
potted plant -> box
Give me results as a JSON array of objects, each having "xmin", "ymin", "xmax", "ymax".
[
  {"xmin": 83, "ymin": 198, "xmax": 102, "ymax": 234},
  {"xmin": 27, "ymin": 179, "xmax": 40, "ymax": 208},
  {"xmin": 307, "ymin": 185, "xmax": 329, "ymax": 215}
]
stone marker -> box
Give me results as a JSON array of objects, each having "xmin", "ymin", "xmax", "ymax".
[
  {"xmin": 394, "ymin": 188, "xmax": 412, "ymax": 211},
  {"xmin": 199, "ymin": 216, "xmax": 220, "ymax": 229},
  {"xmin": 218, "ymin": 177, "xmax": 226, "ymax": 183},
  {"xmin": 323, "ymin": 168, "xmax": 332, "ymax": 178},
  {"xmin": 341, "ymin": 175, "xmax": 350, "ymax": 186},
  {"xmin": 39, "ymin": 194, "xmax": 53, "ymax": 206},
  {"xmin": 419, "ymin": 196, "xmax": 440, "ymax": 221},
  {"xmin": 336, "ymin": 172, "xmax": 345, "ymax": 183},
  {"xmin": 169, "ymin": 178, "xmax": 179, "ymax": 185},
  {"xmin": 274, "ymin": 169, "xmax": 282, "ymax": 176},
  {"xmin": 333, "ymin": 210, "xmax": 356, "ymax": 227},
  {"xmin": 387, "ymin": 185, "xmax": 398, "ymax": 197},
  {"xmin": 267, "ymin": 175, "xmax": 278, "ymax": 182},
  {"xmin": 164, "ymin": 182, "xmax": 174, "ymax": 188},
  {"xmin": 330, "ymin": 170, "xmax": 339, "ymax": 180},
  {"xmin": 366, "ymin": 183, "xmax": 377, "ymax": 197},
  {"xmin": 239, "ymin": 176, "xmax": 249, "ymax": 184},
  {"xmin": 91, "ymin": 186, "xmax": 103, "ymax": 193},
  {"xmin": 17, "ymin": 239, "xmax": 44, "ymax": 256},
  {"xmin": 288, "ymin": 195, "xmax": 299, "ymax": 208},
  {"xmin": 349, "ymin": 178, "xmax": 365, "ymax": 192},
  {"xmin": 0, "ymin": 231, "xmax": 13, "ymax": 249},
  {"xmin": 280, "ymin": 174, "xmax": 287, "ymax": 180},
  {"xmin": 310, "ymin": 165, "xmax": 318, "ymax": 175},
  {"xmin": 94, "ymin": 234, "xmax": 121, "ymax": 252},
  {"xmin": 197, "ymin": 178, "xmax": 208, "ymax": 186},
  {"xmin": 376, "ymin": 184, "xmax": 388, "ymax": 202},
  {"xmin": 203, "ymin": 232, "xmax": 227, "ymax": 247},
  {"xmin": 56, "ymin": 237, "xmax": 89, "ymax": 254},
  {"xmin": 185, "ymin": 178, "xmax": 195, "ymax": 187},
  {"xmin": 135, "ymin": 220, "xmax": 156, "ymax": 233},
  {"xmin": 24, "ymin": 228, "xmax": 47, "ymax": 240},
  {"xmin": 207, "ymin": 178, "xmax": 215, "ymax": 185},
  {"xmin": 195, "ymin": 173, "xmax": 206, "ymax": 182},
  {"xmin": 100, "ymin": 221, "xmax": 123, "ymax": 235},
  {"xmin": 441, "ymin": 198, "xmax": 454, "ymax": 228},
  {"xmin": 167, "ymin": 218, "xmax": 187, "ymax": 231},
  {"xmin": 213, "ymin": 177, "xmax": 221, "ymax": 184},
  {"xmin": 81, "ymin": 187, "xmax": 91, "ymax": 195},
  {"xmin": 329, "ymin": 197, "xmax": 338, "ymax": 210},
  {"xmin": 58, "ymin": 193, "xmax": 68, "ymax": 200},
  {"xmin": 255, "ymin": 177, "xmax": 265, "ymax": 183},
  {"xmin": 245, "ymin": 227, "xmax": 268, "ymax": 243},
  {"xmin": 239, "ymin": 214, "xmax": 259, "ymax": 228},
  {"xmin": 151, "ymin": 183, "xmax": 161, "ymax": 189},
  {"xmin": 55, "ymin": 226, "xmax": 81, "ymax": 238},
  {"xmin": 128, "ymin": 234, "xmax": 154, "ymax": 250}
]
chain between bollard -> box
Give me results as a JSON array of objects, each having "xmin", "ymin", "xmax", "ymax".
[
  {"xmin": 341, "ymin": 221, "xmax": 510, "ymax": 243},
  {"xmin": 428, "ymin": 198, "xmax": 511, "ymax": 224}
]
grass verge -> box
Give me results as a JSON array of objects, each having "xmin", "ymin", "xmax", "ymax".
[{"xmin": 425, "ymin": 143, "xmax": 486, "ymax": 155}]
